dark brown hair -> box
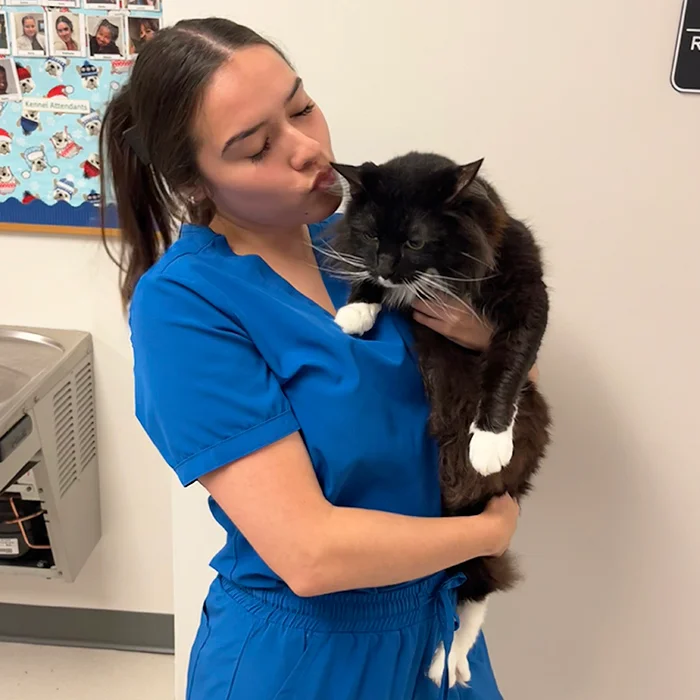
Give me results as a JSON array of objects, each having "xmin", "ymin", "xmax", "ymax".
[{"xmin": 100, "ymin": 18, "xmax": 289, "ymax": 306}]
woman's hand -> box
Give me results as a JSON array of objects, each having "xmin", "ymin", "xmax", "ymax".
[
  {"xmin": 412, "ymin": 298, "xmax": 493, "ymax": 352},
  {"xmin": 480, "ymin": 493, "xmax": 520, "ymax": 557},
  {"xmin": 412, "ymin": 297, "xmax": 539, "ymax": 382}
]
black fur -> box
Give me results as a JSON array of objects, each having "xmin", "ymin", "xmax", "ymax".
[{"xmin": 327, "ymin": 151, "xmax": 552, "ymax": 606}]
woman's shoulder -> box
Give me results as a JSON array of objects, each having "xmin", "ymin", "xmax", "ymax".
[{"xmin": 308, "ymin": 211, "xmax": 343, "ymax": 243}]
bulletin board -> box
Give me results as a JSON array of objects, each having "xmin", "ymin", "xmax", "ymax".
[{"xmin": 0, "ymin": 0, "xmax": 163, "ymax": 236}]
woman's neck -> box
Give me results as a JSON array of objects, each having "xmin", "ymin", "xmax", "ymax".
[{"xmin": 209, "ymin": 213, "xmax": 312, "ymax": 265}]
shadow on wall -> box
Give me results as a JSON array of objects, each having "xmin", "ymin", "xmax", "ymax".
[{"xmin": 487, "ymin": 319, "xmax": 654, "ymax": 700}]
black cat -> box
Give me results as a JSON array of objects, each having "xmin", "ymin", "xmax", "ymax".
[{"xmin": 325, "ymin": 152, "xmax": 552, "ymax": 689}]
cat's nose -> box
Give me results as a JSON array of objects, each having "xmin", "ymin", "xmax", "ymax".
[{"xmin": 376, "ymin": 254, "xmax": 396, "ymax": 279}]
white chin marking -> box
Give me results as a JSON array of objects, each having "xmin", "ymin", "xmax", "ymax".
[
  {"xmin": 334, "ymin": 302, "xmax": 381, "ymax": 335},
  {"xmin": 385, "ymin": 286, "xmax": 416, "ymax": 308},
  {"xmin": 469, "ymin": 421, "xmax": 515, "ymax": 476}
]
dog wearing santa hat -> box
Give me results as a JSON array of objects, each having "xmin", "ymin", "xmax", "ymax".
[
  {"xmin": 45, "ymin": 85, "xmax": 74, "ymax": 115},
  {"xmin": 15, "ymin": 63, "xmax": 35, "ymax": 95},
  {"xmin": 0, "ymin": 129, "xmax": 13, "ymax": 156}
]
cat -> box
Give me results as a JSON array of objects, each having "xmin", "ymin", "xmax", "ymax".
[{"xmin": 324, "ymin": 152, "xmax": 552, "ymax": 689}]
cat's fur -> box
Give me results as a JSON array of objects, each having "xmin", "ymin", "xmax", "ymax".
[{"xmin": 325, "ymin": 152, "xmax": 552, "ymax": 689}]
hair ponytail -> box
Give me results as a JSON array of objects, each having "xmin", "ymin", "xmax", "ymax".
[{"xmin": 100, "ymin": 18, "xmax": 290, "ymax": 307}]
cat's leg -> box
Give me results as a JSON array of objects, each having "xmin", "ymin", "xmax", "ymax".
[
  {"xmin": 335, "ymin": 280, "xmax": 384, "ymax": 336},
  {"xmin": 428, "ymin": 597, "xmax": 489, "ymax": 688},
  {"xmin": 469, "ymin": 408, "xmax": 517, "ymax": 476}
]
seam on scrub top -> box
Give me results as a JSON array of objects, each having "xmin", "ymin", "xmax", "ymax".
[{"xmin": 176, "ymin": 409, "xmax": 298, "ymax": 473}]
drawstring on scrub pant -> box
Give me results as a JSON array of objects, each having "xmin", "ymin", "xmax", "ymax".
[{"xmin": 435, "ymin": 572, "xmax": 467, "ymax": 699}]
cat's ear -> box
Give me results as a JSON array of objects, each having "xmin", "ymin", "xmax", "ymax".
[
  {"xmin": 447, "ymin": 158, "xmax": 485, "ymax": 202},
  {"xmin": 331, "ymin": 162, "xmax": 364, "ymax": 194}
]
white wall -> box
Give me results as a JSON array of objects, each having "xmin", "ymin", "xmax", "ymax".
[
  {"xmin": 171, "ymin": 1, "xmax": 698, "ymax": 698},
  {"xmin": 0, "ymin": 234, "xmax": 173, "ymax": 614}
]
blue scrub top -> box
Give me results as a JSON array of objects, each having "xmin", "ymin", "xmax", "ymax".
[{"xmin": 130, "ymin": 214, "xmax": 443, "ymax": 588}]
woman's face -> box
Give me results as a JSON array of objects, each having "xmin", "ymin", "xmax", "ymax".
[
  {"xmin": 139, "ymin": 22, "xmax": 155, "ymax": 41},
  {"xmin": 193, "ymin": 46, "xmax": 340, "ymax": 230},
  {"xmin": 57, "ymin": 21, "xmax": 72, "ymax": 42},
  {"xmin": 95, "ymin": 26, "xmax": 112, "ymax": 47},
  {"xmin": 23, "ymin": 18, "xmax": 37, "ymax": 38},
  {"xmin": 0, "ymin": 68, "xmax": 7, "ymax": 95}
]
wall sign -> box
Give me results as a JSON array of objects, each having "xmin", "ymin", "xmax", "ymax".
[{"xmin": 672, "ymin": 0, "xmax": 700, "ymax": 93}]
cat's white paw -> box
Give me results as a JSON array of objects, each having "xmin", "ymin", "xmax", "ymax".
[
  {"xmin": 469, "ymin": 425, "xmax": 514, "ymax": 476},
  {"xmin": 334, "ymin": 303, "xmax": 381, "ymax": 335},
  {"xmin": 455, "ymin": 654, "xmax": 472, "ymax": 686},
  {"xmin": 427, "ymin": 643, "xmax": 470, "ymax": 689},
  {"xmin": 427, "ymin": 643, "xmax": 447, "ymax": 687}
]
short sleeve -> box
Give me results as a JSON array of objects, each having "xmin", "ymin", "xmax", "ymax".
[{"xmin": 130, "ymin": 272, "xmax": 300, "ymax": 486}]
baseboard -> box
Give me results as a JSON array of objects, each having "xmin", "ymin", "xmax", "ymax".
[{"xmin": 0, "ymin": 603, "xmax": 174, "ymax": 654}]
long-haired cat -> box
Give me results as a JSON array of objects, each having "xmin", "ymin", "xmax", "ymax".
[{"xmin": 325, "ymin": 152, "xmax": 552, "ymax": 689}]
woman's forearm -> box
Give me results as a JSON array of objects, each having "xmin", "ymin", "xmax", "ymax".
[{"xmin": 294, "ymin": 506, "xmax": 495, "ymax": 597}]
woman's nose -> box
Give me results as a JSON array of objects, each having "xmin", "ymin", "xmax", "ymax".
[{"xmin": 288, "ymin": 131, "xmax": 322, "ymax": 172}]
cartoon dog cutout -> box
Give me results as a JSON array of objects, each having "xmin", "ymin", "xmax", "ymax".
[
  {"xmin": 81, "ymin": 153, "xmax": 100, "ymax": 179},
  {"xmin": 0, "ymin": 129, "xmax": 13, "ymax": 156},
  {"xmin": 77, "ymin": 61, "xmax": 102, "ymax": 91},
  {"xmin": 50, "ymin": 127, "xmax": 83, "ymax": 160},
  {"xmin": 16, "ymin": 63, "xmax": 36, "ymax": 95},
  {"xmin": 21, "ymin": 145, "xmax": 60, "ymax": 179},
  {"xmin": 78, "ymin": 111, "xmax": 102, "ymax": 138},
  {"xmin": 84, "ymin": 190, "xmax": 101, "ymax": 207},
  {"xmin": 44, "ymin": 56, "xmax": 70, "ymax": 79},
  {"xmin": 53, "ymin": 176, "xmax": 78, "ymax": 202},
  {"xmin": 0, "ymin": 167, "xmax": 20, "ymax": 198},
  {"xmin": 18, "ymin": 107, "xmax": 42, "ymax": 137}
]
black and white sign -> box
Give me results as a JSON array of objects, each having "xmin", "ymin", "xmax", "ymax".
[{"xmin": 672, "ymin": 0, "xmax": 700, "ymax": 92}]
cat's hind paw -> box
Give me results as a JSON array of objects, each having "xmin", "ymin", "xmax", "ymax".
[
  {"xmin": 469, "ymin": 425, "xmax": 514, "ymax": 476},
  {"xmin": 427, "ymin": 643, "xmax": 471, "ymax": 689},
  {"xmin": 334, "ymin": 303, "xmax": 381, "ymax": 335}
]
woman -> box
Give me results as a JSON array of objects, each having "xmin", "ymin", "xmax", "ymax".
[
  {"xmin": 129, "ymin": 18, "xmax": 158, "ymax": 55},
  {"xmin": 101, "ymin": 17, "xmax": 527, "ymax": 700},
  {"xmin": 15, "ymin": 15, "xmax": 46, "ymax": 53},
  {"xmin": 53, "ymin": 15, "xmax": 79, "ymax": 53},
  {"xmin": 0, "ymin": 65, "xmax": 8, "ymax": 96},
  {"xmin": 89, "ymin": 19, "xmax": 120, "ymax": 56}
]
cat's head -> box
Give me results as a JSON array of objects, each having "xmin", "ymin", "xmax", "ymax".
[{"xmin": 330, "ymin": 152, "xmax": 507, "ymax": 298}]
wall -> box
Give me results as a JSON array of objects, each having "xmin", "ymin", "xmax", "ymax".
[
  {"xmin": 167, "ymin": 1, "xmax": 698, "ymax": 698},
  {"xmin": 0, "ymin": 234, "xmax": 174, "ymax": 614}
]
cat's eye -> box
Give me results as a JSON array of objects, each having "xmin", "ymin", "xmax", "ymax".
[
  {"xmin": 405, "ymin": 240, "xmax": 425, "ymax": 251},
  {"xmin": 362, "ymin": 232, "xmax": 379, "ymax": 241}
]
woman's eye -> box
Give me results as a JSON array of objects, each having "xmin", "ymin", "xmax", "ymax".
[
  {"xmin": 249, "ymin": 138, "xmax": 271, "ymax": 163},
  {"xmin": 292, "ymin": 102, "xmax": 315, "ymax": 118},
  {"xmin": 406, "ymin": 240, "xmax": 425, "ymax": 250}
]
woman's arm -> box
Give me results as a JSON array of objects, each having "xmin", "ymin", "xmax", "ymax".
[{"xmin": 200, "ymin": 432, "xmax": 519, "ymax": 597}]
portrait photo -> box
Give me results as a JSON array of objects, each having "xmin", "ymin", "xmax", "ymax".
[
  {"xmin": 86, "ymin": 15, "xmax": 124, "ymax": 58},
  {"xmin": 11, "ymin": 11, "xmax": 47, "ymax": 57},
  {"xmin": 126, "ymin": 0, "xmax": 160, "ymax": 11},
  {"xmin": 0, "ymin": 12, "xmax": 10, "ymax": 55},
  {"xmin": 48, "ymin": 9, "xmax": 85, "ymax": 56},
  {"xmin": 127, "ymin": 15, "xmax": 160, "ymax": 55},
  {"xmin": 82, "ymin": 0, "xmax": 120, "ymax": 11},
  {"xmin": 0, "ymin": 57, "xmax": 20, "ymax": 99}
]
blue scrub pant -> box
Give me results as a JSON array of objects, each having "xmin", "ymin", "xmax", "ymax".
[{"xmin": 187, "ymin": 572, "xmax": 503, "ymax": 700}]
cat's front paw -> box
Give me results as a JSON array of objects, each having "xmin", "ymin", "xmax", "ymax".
[
  {"xmin": 334, "ymin": 303, "xmax": 381, "ymax": 335},
  {"xmin": 469, "ymin": 425, "xmax": 514, "ymax": 476},
  {"xmin": 427, "ymin": 643, "xmax": 471, "ymax": 689}
]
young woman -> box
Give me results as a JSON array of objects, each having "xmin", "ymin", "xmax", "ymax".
[
  {"xmin": 101, "ymin": 17, "xmax": 528, "ymax": 700},
  {"xmin": 15, "ymin": 15, "xmax": 46, "ymax": 53},
  {"xmin": 53, "ymin": 15, "xmax": 79, "ymax": 53}
]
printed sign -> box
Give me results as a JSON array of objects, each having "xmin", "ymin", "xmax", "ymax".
[{"xmin": 672, "ymin": 0, "xmax": 700, "ymax": 92}]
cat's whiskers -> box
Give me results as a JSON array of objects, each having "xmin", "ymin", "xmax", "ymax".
[
  {"xmin": 460, "ymin": 251, "xmax": 495, "ymax": 269},
  {"xmin": 417, "ymin": 273, "xmax": 486, "ymax": 325},
  {"xmin": 310, "ymin": 243, "xmax": 367, "ymax": 270}
]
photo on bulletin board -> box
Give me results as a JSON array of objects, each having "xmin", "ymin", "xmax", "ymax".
[
  {"xmin": 127, "ymin": 0, "xmax": 161, "ymax": 12},
  {"xmin": 83, "ymin": 0, "xmax": 121, "ymax": 11},
  {"xmin": 127, "ymin": 15, "xmax": 160, "ymax": 55},
  {"xmin": 0, "ymin": 11, "xmax": 10, "ymax": 54},
  {"xmin": 50, "ymin": 1, "xmax": 82, "ymax": 7},
  {"xmin": 0, "ymin": 56, "xmax": 20, "ymax": 99},
  {"xmin": 48, "ymin": 9, "xmax": 85, "ymax": 56},
  {"xmin": 86, "ymin": 15, "xmax": 125, "ymax": 58},
  {"xmin": 10, "ymin": 11, "xmax": 48, "ymax": 57}
]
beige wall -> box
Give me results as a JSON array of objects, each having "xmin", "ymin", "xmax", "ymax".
[
  {"xmin": 169, "ymin": 2, "xmax": 700, "ymax": 698},
  {"xmin": 0, "ymin": 235, "xmax": 174, "ymax": 613}
]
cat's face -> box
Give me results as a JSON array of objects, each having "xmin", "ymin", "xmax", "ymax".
[{"xmin": 330, "ymin": 153, "xmax": 503, "ymax": 300}]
